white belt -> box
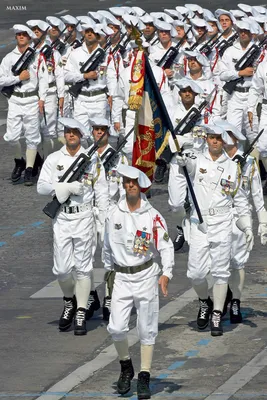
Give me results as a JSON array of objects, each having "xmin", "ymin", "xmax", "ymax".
[
  {"xmin": 62, "ymin": 202, "xmax": 91, "ymax": 214},
  {"xmin": 201, "ymin": 206, "xmax": 231, "ymax": 216}
]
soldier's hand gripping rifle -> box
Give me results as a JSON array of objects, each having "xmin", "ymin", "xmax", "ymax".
[
  {"xmin": 42, "ymin": 131, "xmax": 108, "ymax": 219},
  {"xmin": 1, "ymin": 28, "xmax": 49, "ymax": 98},
  {"xmin": 40, "ymin": 25, "xmax": 68, "ymax": 58},
  {"xmin": 101, "ymin": 126, "xmax": 135, "ymax": 173},
  {"xmin": 223, "ymin": 35, "xmax": 267, "ymax": 95},
  {"xmin": 217, "ymin": 31, "xmax": 238, "ymax": 57},
  {"xmin": 157, "ymin": 27, "xmax": 193, "ymax": 69},
  {"xmin": 233, "ymin": 129, "xmax": 264, "ymax": 168},
  {"xmin": 68, "ymin": 38, "xmax": 112, "ymax": 98}
]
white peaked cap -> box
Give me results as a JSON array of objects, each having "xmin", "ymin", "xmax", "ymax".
[
  {"xmin": 97, "ymin": 10, "xmax": 115, "ymax": 20},
  {"xmin": 252, "ymin": 6, "xmax": 267, "ymax": 15},
  {"xmin": 230, "ymin": 9, "xmax": 246, "ymax": 18},
  {"xmin": 87, "ymin": 11, "xmax": 106, "ymax": 23},
  {"xmin": 122, "ymin": 14, "xmax": 146, "ymax": 30},
  {"xmin": 59, "ymin": 117, "xmax": 88, "ymax": 137},
  {"xmin": 105, "ymin": 15, "xmax": 122, "ymax": 27},
  {"xmin": 90, "ymin": 117, "xmax": 110, "ymax": 127},
  {"xmin": 109, "ymin": 7, "xmax": 126, "ymax": 17},
  {"xmin": 185, "ymin": 3, "xmax": 203, "ymax": 14},
  {"xmin": 214, "ymin": 119, "xmax": 246, "ymax": 141},
  {"xmin": 215, "ymin": 9, "xmax": 236, "ymax": 24},
  {"xmin": 173, "ymin": 78, "xmax": 203, "ymax": 94},
  {"xmin": 60, "ymin": 15, "xmax": 82, "ymax": 32},
  {"xmin": 235, "ymin": 20, "xmax": 254, "ymax": 32},
  {"xmin": 238, "ymin": 3, "xmax": 253, "ymax": 13},
  {"xmin": 191, "ymin": 18, "xmax": 213, "ymax": 32},
  {"xmin": 12, "ymin": 24, "xmax": 37, "ymax": 39},
  {"xmin": 182, "ymin": 50, "xmax": 210, "ymax": 67},
  {"xmin": 96, "ymin": 23, "xmax": 114, "ymax": 36},
  {"xmin": 77, "ymin": 16, "xmax": 96, "ymax": 26},
  {"xmin": 204, "ymin": 124, "xmax": 234, "ymax": 145},
  {"xmin": 26, "ymin": 20, "xmax": 50, "ymax": 32},
  {"xmin": 140, "ymin": 14, "xmax": 155, "ymax": 24},
  {"xmin": 203, "ymin": 9, "xmax": 217, "ymax": 22},
  {"xmin": 176, "ymin": 6, "xmax": 189, "ymax": 15},
  {"xmin": 153, "ymin": 19, "xmax": 177, "ymax": 37},
  {"xmin": 164, "ymin": 9, "xmax": 183, "ymax": 20},
  {"xmin": 132, "ymin": 7, "xmax": 146, "ymax": 17},
  {"xmin": 117, "ymin": 164, "xmax": 152, "ymax": 188},
  {"xmin": 121, "ymin": 6, "xmax": 134, "ymax": 14},
  {"xmin": 46, "ymin": 16, "xmax": 65, "ymax": 31}
]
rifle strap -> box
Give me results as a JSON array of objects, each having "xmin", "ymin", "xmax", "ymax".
[
  {"xmin": 232, "ymin": 162, "xmax": 242, "ymax": 198},
  {"xmin": 92, "ymin": 158, "xmax": 102, "ymax": 186},
  {"xmin": 204, "ymin": 88, "xmax": 218, "ymax": 122},
  {"xmin": 211, "ymin": 48, "xmax": 219, "ymax": 72}
]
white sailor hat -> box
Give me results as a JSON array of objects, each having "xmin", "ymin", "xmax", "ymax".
[
  {"xmin": 121, "ymin": 6, "xmax": 135, "ymax": 15},
  {"xmin": 96, "ymin": 24, "xmax": 114, "ymax": 36},
  {"xmin": 150, "ymin": 12, "xmax": 174, "ymax": 24},
  {"xmin": 245, "ymin": 18, "xmax": 263, "ymax": 34},
  {"xmin": 252, "ymin": 6, "xmax": 267, "ymax": 16},
  {"xmin": 109, "ymin": 7, "xmax": 125, "ymax": 17},
  {"xmin": 238, "ymin": 3, "xmax": 253, "ymax": 14},
  {"xmin": 105, "ymin": 15, "xmax": 122, "ymax": 27},
  {"xmin": 175, "ymin": 6, "xmax": 189, "ymax": 15},
  {"xmin": 215, "ymin": 9, "xmax": 236, "ymax": 24},
  {"xmin": 182, "ymin": 50, "xmax": 210, "ymax": 67},
  {"xmin": 117, "ymin": 164, "xmax": 152, "ymax": 188},
  {"xmin": 172, "ymin": 21, "xmax": 193, "ymax": 39},
  {"xmin": 164, "ymin": 9, "xmax": 183, "ymax": 20},
  {"xmin": 249, "ymin": 14, "xmax": 267, "ymax": 24},
  {"xmin": 235, "ymin": 20, "xmax": 254, "ymax": 32},
  {"xmin": 59, "ymin": 117, "xmax": 88, "ymax": 137},
  {"xmin": 204, "ymin": 124, "xmax": 234, "ymax": 145},
  {"xmin": 214, "ymin": 120, "xmax": 246, "ymax": 141},
  {"xmin": 46, "ymin": 16, "xmax": 65, "ymax": 31},
  {"xmin": 26, "ymin": 20, "xmax": 50, "ymax": 32},
  {"xmin": 203, "ymin": 9, "xmax": 217, "ymax": 22},
  {"xmin": 122, "ymin": 14, "xmax": 146, "ymax": 30},
  {"xmin": 140, "ymin": 14, "xmax": 155, "ymax": 24},
  {"xmin": 76, "ymin": 16, "xmax": 96, "ymax": 26},
  {"xmin": 12, "ymin": 24, "xmax": 37, "ymax": 39},
  {"xmin": 173, "ymin": 78, "xmax": 204, "ymax": 94},
  {"xmin": 191, "ymin": 18, "xmax": 213, "ymax": 32},
  {"xmin": 87, "ymin": 11, "xmax": 106, "ymax": 23},
  {"xmin": 153, "ymin": 19, "xmax": 177, "ymax": 37},
  {"xmin": 60, "ymin": 15, "xmax": 83, "ymax": 32},
  {"xmin": 97, "ymin": 10, "xmax": 115, "ymax": 20},
  {"xmin": 185, "ymin": 4, "xmax": 203, "ymax": 14},
  {"xmin": 230, "ymin": 9, "xmax": 246, "ymax": 19},
  {"xmin": 132, "ymin": 6, "xmax": 146, "ymax": 17},
  {"xmin": 81, "ymin": 23, "xmax": 103, "ymax": 35},
  {"xmin": 90, "ymin": 117, "xmax": 110, "ymax": 127}
]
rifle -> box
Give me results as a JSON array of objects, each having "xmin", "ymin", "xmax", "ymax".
[
  {"xmin": 150, "ymin": 36, "xmax": 159, "ymax": 46},
  {"xmin": 70, "ymin": 37, "xmax": 84, "ymax": 49},
  {"xmin": 68, "ymin": 39, "xmax": 112, "ymax": 98},
  {"xmin": 199, "ymin": 30, "xmax": 226, "ymax": 57},
  {"xmin": 1, "ymin": 27, "xmax": 49, "ymax": 99},
  {"xmin": 40, "ymin": 25, "xmax": 68, "ymax": 58},
  {"xmin": 101, "ymin": 127, "xmax": 134, "ymax": 173},
  {"xmin": 186, "ymin": 31, "xmax": 207, "ymax": 51},
  {"xmin": 111, "ymin": 31, "xmax": 132, "ymax": 57},
  {"xmin": 217, "ymin": 31, "xmax": 238, "ymax": 57},
  {"xmin": 157, "ymin": 27, "xmax": 193, "ymax": 69},
  {"xmin": 223, "ymin": 36, "xmax": 267, "ymax": 95},
  {"xmin": 42, "ymin": 131, "xmax": 108, "ymax": 219},
  {"xmin": 173, "ymin": 88, "xmax": 216, "ymax": 136},
  {"xmin": 233, "ymin": 129, "xmax": 264, "ymax": 168}
]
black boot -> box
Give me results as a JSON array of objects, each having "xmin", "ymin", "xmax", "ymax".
[
  {"xmin": 24, "ymin": 167, "xmax": 34, "ymax": 186},
  {"xmin": 137, "ymin": 371, "xmax": 151, "ymax": 399},
  {"xmin": 59, "ymin": 296, "xmax": 77, "ymax": 331},
  {"xmin": 74, "ymin": 307, "xmax": 87, "ymax": 335},
  {"xmin": 210, "ymin": 310, "xmax": 223, "ymax": 336},
  {"xmin": 11, "ymin": 158, "xmax": 26, "ymax": 182},
  {"xmin": 222, "ymin": 285, "xmax": 233, "ymax": 317},
  {"xmin": 154, "ymin": 160, "xmax": 167, "ymax": 183},
  {"xmin": 173, "ymin": 226, "xmax": 185, "ymax": 252},
  {"xmin": 32, "ymin": 152, "xmax": 44, "ymax": 177},
  {"xmin": 263, "ymin": 180, "xmax": 267, "ymax": 196},
  {"xmin": 117, "ymin": 359, "xmax": 134, "ymax": 395},
  {"xmin": 102, "ymin": 296, "xmax": 111, "ymax": 321},
  {"xmin": 230, "ymin": 299, "xmax": 243, "ymax": 324},
  {"xmin": 197, "ymin": 297, "xmax": 213, "ymax": 330},
  {"xmin": 86, "ymin": 290, "xmax": 100, "ymax": 320}
]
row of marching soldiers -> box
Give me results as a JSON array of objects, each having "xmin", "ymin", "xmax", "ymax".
[{"xmin": 1, "ymin": 4, "xmax": 267, "ymax": 399}]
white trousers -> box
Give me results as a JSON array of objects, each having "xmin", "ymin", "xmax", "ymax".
[
  {"xmin": 257, "ymin": 103, "xmax": 267, "ymax": 158},
  {"xmin": 187, "ymin": 217, "xmax": 232, "ymax": 285},
  {"xmin": 57, "ymin": 89, "xmax": 74, "ymax": 138},
  {"xmin": 231, "ymin": 218, "xmax": 249, "ymax": 269},
  {"xmin": 168, "ymin": 157, "xmax": 187, "ymax": 212},
  {"xmin": 108, "ymin": 274, "xmax": 159, "ymax": 345},
  {"xmin": 4, "ymin": 99, "xmax": 40, "ymax": 149},
  {"xmin": 41, "ymin": 93, "xmax": 58, "ymax": 139},
  {"xmin": 52, "ymin": 212, "xmax": 94, "ymax": 279}
]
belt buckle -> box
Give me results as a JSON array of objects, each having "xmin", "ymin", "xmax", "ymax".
[
  {"xmin": 22, "ymin": 92, "xmax": 26, "ymax": 98},
  {"xmin": 209, "ymin": 208, "xmax": 215, "ymax": 216}
]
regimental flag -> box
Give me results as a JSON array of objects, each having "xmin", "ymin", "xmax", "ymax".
[{"xmin": 132, "ymin": 52, "xmax": 170, "ymax": 182}]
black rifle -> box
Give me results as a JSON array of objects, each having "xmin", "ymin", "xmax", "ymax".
[
  {"xmin": 111, "ymin": 32, "xmax": 132, "ymax": 57},
  {"xmin": 101, "ymin": 127, "xmax": 134, "ymax": 173},
  {"xmin": 173, "ymin": 89, "xmax": 216, "ymax": 136},
  {"xmin": 217, "ymin": 31, "xmax": 238, "ymax": 57},
  {"xmin": 1, "ymin": 27, "xmax": 49, "ymax": 98},
  {"xmin": 187, "ymin": 31, "xmax": 207, "ymax": 51},
  {"xmin": 223, "ymin": 36, "xmax": 267, "ymax": 95},
  {"xmin": 40, "ymin": 25, "xmax": 68, "ymax": 58},
  {"xmin": 57, "ymin": 21, "xmax": 81, "ymax": 52},
  {"xmin": 70, "ymin": 37, "xmax": 84, "ymax": 49},
  {"xmin": 150, "ymin": 36, "xmax": 159, "ymax": 46},
  {"xmin": 42, "ymin": 131, "xmax": 108, "ymax": 219},
  {"xmin": 199, "ymin": 30, "xmax": 226, "ymax": 57},
  {"xmin": 68, "ymin": 39, "xmax": 112, "ymax": 98},
  {"xmin": 157, "ymin": 27, "xmax": 193, "ymax": 69},
  {"xmin": 233, "ymin": 129, "xmax": 264, "ymax": 168}
]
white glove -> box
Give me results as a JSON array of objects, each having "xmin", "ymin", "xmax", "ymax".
[
  {"xmin": 67, "ymin": 181, "xmax": 84, "ymax": 196},
  {"xmin": 54, "ymin": 182, "xmax": 72, "ymax": 204},
  {"xmin": 236, "ymin": 215, "xmax": 254, "ymax": 252},
  {"xmin": 257, "ymin": 210, "xmax": 267, "ymax": 245},
  {"xmin": 175, "ymin": 153, "xmax": 187, "ymax": 167}
]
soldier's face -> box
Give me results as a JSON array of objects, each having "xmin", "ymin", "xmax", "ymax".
[
  {"xmin": 123, "ymin": 177, "xmax": 141, "ymax": 200},
  {"xmin": 179, "ymin": 87, "xmax": 196, "ymax": 104},
  {"xmin": 49, "ymin": 25, "xmax": 60, "ymax": 39},
  {"xmin": 84, "ymin": 28, "xmax": 98, "ymax": 45},
  {"xmin": 16, "ymin": 32, "xmax": 31, "ymax": 46},
  {"xmin": 208, "ymin": 22, "xmax": 218, "ymax": 36},
  {"xmin": 31, "ymin": 26, "xmax": 43, "ymax": 39},
  {"xmin": 219, "ymin": 15, "xmax": 232, "ymax": 30},
  {"xmin": 143, "ymin": 23, "xmax": 156, "ymax": 37},
  {"xmin": 206, "ymin": 134, "xmax": 223, "ymax": 155},
  {"xmin": 92, "ymin": 126, "xmax": 109, "ymax": 145},
  {"xmin": 175, "ymin": 26, "xmax": 185, "ymax": 39},
  {"xmin": 64, "ymin": 129, "xmax": 82, "ymax": 149},
  {"xmin": 196, "ymin": 26, "xmax": 206, "ymax": 37},
  {"xmin": 188, "ymin": 57, "xmax": 202, "ymax": 74},
  {"xmin": 158, "ymin": 30, "xmax": 171, "ymax": 44},
  {"xmin": 239, "ymin": 29, "xmax": 252, "ymax": 46}
]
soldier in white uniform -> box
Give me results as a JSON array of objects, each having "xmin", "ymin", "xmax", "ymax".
[
  {"xmin": 0, "ymin": 24, "xmax": 49, "ymax": 185},
  {"xmin": 176, "ymin": 124, "xmax": 253, "ymax": 336},
  {"xmin": 103, "ymin": 164, "xmax": 174, "ymax": 399},
  {"xmin": 218, "ymin": 120, "xmax": 267, "ymax": 322},
  {"xmin": 37, "ymin": 117, "xmax": 108, "ymax": 335}
]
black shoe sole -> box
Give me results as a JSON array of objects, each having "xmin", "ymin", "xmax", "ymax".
[
  {"xmin": 197, "ymin": 321, "xmax": 209, "ymax": 330},
  {"xmin": 211, "ymin": 331, "xmax": 223, "ymax": 337},
  {"xmin": 12, "ymin": 176, "xmax": 22, "ymax": 183},
  {"xmin": 230, "ymin": 317, "xmax": 243, "ymax": 324},
  {"xmin": 74, "ymin": 330, "xmax": 87, "ymax": 336},
  {"xmin": 59, "ymin": 323, "xmax": 72, "ymax": 332},
  {"xmin": 117, "ymin": 386, "xmax": 131, "ymax": 395},
  {"xmin": 24, "ymin": 181, "xmax": 34, "ymax": 186},
  {"xmin": 138, "ymin": 394, "xmax": 151, "ymax": 400}
]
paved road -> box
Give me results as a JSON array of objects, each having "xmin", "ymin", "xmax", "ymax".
[{"xmin": 0, "ymin": 1, "xmax": 267, "ymax": 400}]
